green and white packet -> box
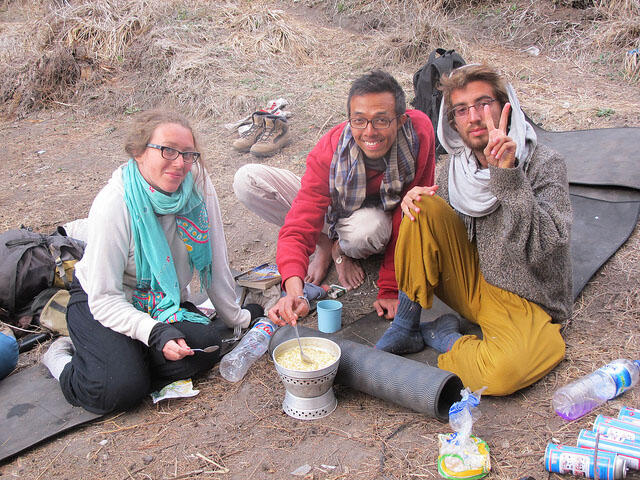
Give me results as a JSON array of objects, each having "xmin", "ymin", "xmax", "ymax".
[{"xmin": 150, "ymin": 379, "xmax": 199, "ymax": 404}]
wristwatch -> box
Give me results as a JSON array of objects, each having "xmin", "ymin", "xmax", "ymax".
[{"xmin": 334, "ymin": 255, "xmax": 344, "ymax": 265}]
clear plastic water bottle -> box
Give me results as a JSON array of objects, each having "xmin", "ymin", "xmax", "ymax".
[
  {"xmin": 553, "ymin": 359, "xmax": 640, "ymax": 421},
  {"xmin": 219, "ymin": 317, "xmax": 277, "ymax": 382}
]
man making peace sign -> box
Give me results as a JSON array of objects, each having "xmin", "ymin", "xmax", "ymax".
[{"xmin": 376, "ymin": 64, "xmax": 572, "ymax": 396}]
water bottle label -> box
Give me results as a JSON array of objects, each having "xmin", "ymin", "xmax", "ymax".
[
  {"xmin": 601, "ymin": 363, "xmax": 633, "ymax": 396},
  {"xmin": 253, "ymin": 320, "xmax": 275, "ymax": 340}
]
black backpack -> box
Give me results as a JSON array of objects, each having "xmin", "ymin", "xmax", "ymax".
[
  {"xmin": 0, "ymin": 227, "xmax": 85, "ymax": 321},
  {"xmin": 411, "ymin": 48, "xmax": 466, "ymax": 155}
]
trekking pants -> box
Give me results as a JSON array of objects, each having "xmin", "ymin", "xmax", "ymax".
[
  {"xmin": 59, "ymin": 278, "xmax": 222, "ymax": 415},
  {"xmin": 395, "ymin": 195, "xmax": 565, "ymax": 395},
  {"xmin": 233, "ymin": 164, "xmax": 392, "ymax": 259}
]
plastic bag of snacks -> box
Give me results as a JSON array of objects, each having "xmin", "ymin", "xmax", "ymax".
[{"xmin": 437, "ymin": 387, "xmax": 490, "ymax": 479}]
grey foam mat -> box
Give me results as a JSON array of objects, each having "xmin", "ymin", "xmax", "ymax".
[
  {"xmin": 0, "ymin": 364, "xmax": 102, "ymax": 462},
  {"xmin": 527, "ymin": 118, "xmax": 640, "ymax": 191},
  {"xmin": 0, "ymin": 319, "xmax": 242, "ymax": 463},
  {"xmin": 570, "ymin": 194, "xmax": 640, "ymax": 298},
  {"xmin": 531, "ymin": 119, "xmax": 640, "ymax": 298},
  {"xmin": 569, "ymin": 184, "xmax": 640, "ymax": 203}
]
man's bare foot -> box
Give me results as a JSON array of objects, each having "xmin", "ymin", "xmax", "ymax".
[
  {"xmin": 332, "ymin": 241, "xmax": 365, "ymax": 290},
  {"xmin": 305, "ymin": 233, "xmax": 332, "ymax": 285}
]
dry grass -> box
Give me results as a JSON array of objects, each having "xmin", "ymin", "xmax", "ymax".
[
  {"xmin": 225, "ymin": 3, "xmax": 317, "ymax": 62},
  {"xmin": 374, "ymin": 4, "xmax": 466, "ymax": 65},
  {"xmin": 0, "ymin": 0, "xmax": 161, "ymax": 116},
  {"xmin": 625, "ymin": 47, "xmax": 640, "ymax": 83},
  {"xmin": 39, "ymin": 0, "xmax": 151, "ymax": 62},
  {"xmin": 0, "ymin": 0, "xmax": 326, "ymax": 119},
  {"xmin": 454, "ymin": 0, "xmax": 640, "ymax": 84},
  {"xmin": 1, "ymin": 0, "xmax": 639, "ymax": 119}
]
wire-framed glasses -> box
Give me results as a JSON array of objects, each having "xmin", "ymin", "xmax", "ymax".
[{"xmin": 450, "ymin": 98, "xmax": 497, "ymax": 118}]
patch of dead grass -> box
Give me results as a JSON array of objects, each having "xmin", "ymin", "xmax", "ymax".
[
  {"xmin": 39, "ymin": 0, "xmax": 152, "ymax": 62},
  {"xmin": 0, "ymin": 0, "xmax": 638, "ymax": 120},
  {"xmin": 374, "ymin": 4, "xmax": 466, "ymax": 65},
  {"xmin": 223, "ymin": 2, "xmax": 317, "ymax": 62}
]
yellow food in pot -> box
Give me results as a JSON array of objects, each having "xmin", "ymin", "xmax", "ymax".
[{"xmin": 276, "ymin": 345, "xmax": 337, "ymax": 371}]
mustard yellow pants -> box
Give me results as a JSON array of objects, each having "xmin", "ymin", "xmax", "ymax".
[{"xmin": 395, "ymin": 195, "xmax": 565, "ymax": 395}]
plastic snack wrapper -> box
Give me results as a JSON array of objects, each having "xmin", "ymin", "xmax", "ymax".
[
  {"xmin": 150, "ymin": 379, "xmax": 200, "ymax": 404},
  {"xmin": 437, "ymin": 387, "xmax": 490, "ymax": 480}
]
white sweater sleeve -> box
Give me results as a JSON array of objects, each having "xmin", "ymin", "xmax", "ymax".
[
  {"xmin": 202, "ymin": 174, "xmax": 250, "ymax": 329},
  {"xmin": 74, "ymin": 169, "xmax": 158, "ymax": 345}
]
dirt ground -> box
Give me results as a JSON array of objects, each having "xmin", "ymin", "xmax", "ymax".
[{"xmin": 1, "ymin": 0, "xmax": 640, "ymax": 479}]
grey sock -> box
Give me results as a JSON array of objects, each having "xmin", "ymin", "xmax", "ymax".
[
  {"xmin": 375, "ymin": 291, "xmax": 424, "ymax": 354},
  {"xmin": 42, "ymin": 336, "xmax": 74, "ymax": 380},
  {"xmin": 420, "ymin": 314, "xmax": 462, "ymax": 353}
]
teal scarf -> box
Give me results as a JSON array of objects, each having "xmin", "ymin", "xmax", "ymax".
[{"xmin": 123, "ymin": 159, "xmax": 212, "ymax": 324}]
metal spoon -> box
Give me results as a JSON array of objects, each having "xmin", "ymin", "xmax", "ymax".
[
  {"xmin": 190, "ymin": 345, "xmax": 220, "ymax": 353},
  {"xmin": 293, "ymin": 324, "xmax": 313, "ymax": 364}
]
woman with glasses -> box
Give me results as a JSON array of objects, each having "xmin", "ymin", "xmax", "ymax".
[{"xmin": 43, "ymin": 110, "xmax": 259, "ymax": 414}]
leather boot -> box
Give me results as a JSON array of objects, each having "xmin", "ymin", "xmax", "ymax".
[
  {"xmin": 232, "ymin": 112, "xmax": 268, "ymax": 152},
  {"xmin": 250, "ymin": 115, "xmax": 291, "ymax": 157}
]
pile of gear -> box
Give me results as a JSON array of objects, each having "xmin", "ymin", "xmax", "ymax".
[
  {"xmin": 0, "ymin": 226, "xmax": 85, "ymax": 379},
  {"xmin": 227, "ymin": 98, "xmax": 292, "ymax": 158}
]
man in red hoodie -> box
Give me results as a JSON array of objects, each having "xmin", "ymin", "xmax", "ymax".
[{"xmin": 233, "ymin": 70, "xmax": 436, "ymax": 323}]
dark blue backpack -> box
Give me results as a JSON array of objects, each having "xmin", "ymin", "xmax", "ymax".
[{"xmin": 411, "ymin": 48, "xmax": 466, "ymax": 155}]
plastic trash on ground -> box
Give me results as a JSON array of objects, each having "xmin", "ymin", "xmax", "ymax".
[
  {"xmin": 437, "ymin": 387, "xmax": 490, "ymax": 480},
  {"xmin": 150, "ymin": 379, "xmax": 199, "ymax": 404}
]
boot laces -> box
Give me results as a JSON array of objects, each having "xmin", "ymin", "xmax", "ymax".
[
  {"xmin": 258, "ymin": 124, "xmax": 275, "ymax": 141},
  {"xmin": 241, "ymin": 122, "xmax": 261, "ymax": 138}
]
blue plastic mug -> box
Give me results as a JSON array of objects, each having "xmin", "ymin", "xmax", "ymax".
[{"xmin": 317, "ymin": 300, "xmax": 343, "ymax": 333}]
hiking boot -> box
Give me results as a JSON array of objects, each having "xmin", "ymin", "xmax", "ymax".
[
  {"xmin": 250, "ymin": 115, "xmax": 291, "ymax": 157},
  {"xmin": 232, "ymin": 112, "xmax": 268, "ymax": 152}
]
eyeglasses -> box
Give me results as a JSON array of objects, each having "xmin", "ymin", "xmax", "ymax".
[
  {"xmin": 349, "ymin": 115, "xmax": 401, "ymax": 130},
  {"xmin": 450, "ymin": 98, "xmax": 497, "ymax": 118},
  {"xmin": 146, "ymin": 144, "xmax": 200, "ymax": 164}
]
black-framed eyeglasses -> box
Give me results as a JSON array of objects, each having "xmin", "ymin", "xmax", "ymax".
[
  {"xmin": 349, "ymin": 114, "xmax": 401, "ymax": 130},
  {"xmin": 450, "ymin": 98, "xmax": 497, "ymax": 118},
  {"xmin": 146, "ymin": 144, "xmax": 200, "ymax": 164}
]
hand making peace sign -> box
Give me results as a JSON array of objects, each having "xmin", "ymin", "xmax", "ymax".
[{"xmin": 483, "ymin": 102, "xmax": 517, "ymax": 168}]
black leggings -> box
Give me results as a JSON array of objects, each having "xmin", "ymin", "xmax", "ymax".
[{"xmin": 59, "ymin": 279, "xmax": 223, "ymax": 415}]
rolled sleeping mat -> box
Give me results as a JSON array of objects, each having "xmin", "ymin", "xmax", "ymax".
[{"xmin": 269, "ymin": 325, "xmax": 463, "ymax": 421}]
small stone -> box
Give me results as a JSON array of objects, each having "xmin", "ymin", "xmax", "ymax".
[
  {"xmin": 143, "ymin": 455, "xmax": 154, "ymax": 465},
  {"xmin": 99, "ymin": 439, "xmax": 108, "ymax": 446},
  {"xmin": 291, "ymin": 464, "xmax": 312, "ymax": 476}
]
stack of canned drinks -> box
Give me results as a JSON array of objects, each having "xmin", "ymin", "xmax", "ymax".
[{"xmin": 545, "ymin": 406, "xmax": 640, "ymax": 479}]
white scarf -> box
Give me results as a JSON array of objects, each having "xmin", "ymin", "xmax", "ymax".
[{"xmin": 437, "ymin": 84, "xmax": 537, "ymax": 234}]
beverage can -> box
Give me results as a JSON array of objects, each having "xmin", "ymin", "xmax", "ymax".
[
  {"xmin": 545, "ymin": 443, "xmax": 627, "ymax": 479},
  {"xmin": 619, "ymin": 407, "xmax": 640, "ymax": 426},
  {"xmin": 594, "ymin": 415, "xmax": 640, "ymax": 443},
  {"xmin": 577, "ymin": 429, "xmax": 640, "ymax": 470}
]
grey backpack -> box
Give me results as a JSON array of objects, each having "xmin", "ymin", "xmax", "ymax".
[{"xmin": 0, "ymin": 227, "xmax": 85, "ymax": 320}]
